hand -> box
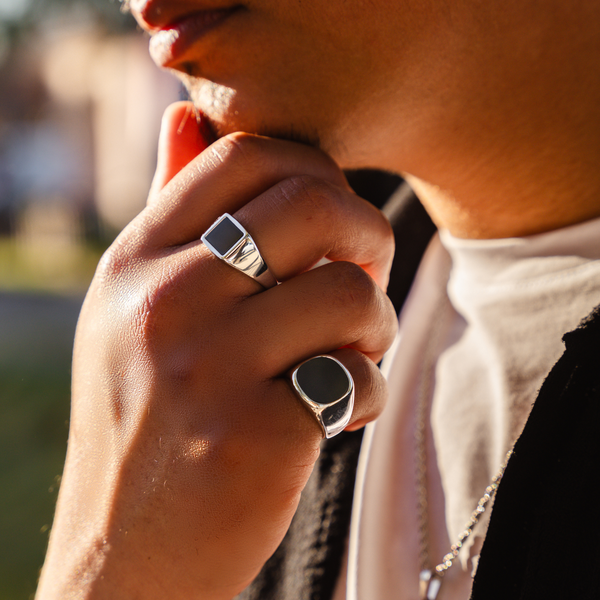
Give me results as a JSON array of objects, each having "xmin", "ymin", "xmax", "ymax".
[{"xmin": 37, "ymin": 102, "xmax": 397, "ymax": 600}]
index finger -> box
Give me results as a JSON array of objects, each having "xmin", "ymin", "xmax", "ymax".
[{"xmin": 139, "ymin": 132, "xmax": 351, "ymax": 251}]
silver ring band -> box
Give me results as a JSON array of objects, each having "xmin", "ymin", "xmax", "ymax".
[
  {"xmin": 291, "ymin": 355, "xmax": 355, "ymax": 438},
  {"xmin": 201, "ymin": 213, "xmax": 277, "ymax": 288}
]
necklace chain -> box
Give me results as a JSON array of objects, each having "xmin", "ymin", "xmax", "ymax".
[{"xmin": 414, "ymin": 294, "xmax": 513, "ymax": 600}]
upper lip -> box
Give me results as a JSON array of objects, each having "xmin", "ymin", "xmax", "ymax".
[{"xmin": 131, "ymin": 0, "xmax": 239, "ymax": 33}]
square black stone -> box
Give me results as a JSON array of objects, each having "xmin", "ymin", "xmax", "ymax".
[{"xmin": 204, "ymin": 216, "xmax": 245, "ymax": 256}]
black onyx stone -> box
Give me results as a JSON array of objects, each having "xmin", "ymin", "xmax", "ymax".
[
  {"xmin": 295, "ymin": 356, "xmax": 350, "ymax": 405},
  {"xmin": 205, "ymin": 216, "xmax": 244, "ymax": 256}
]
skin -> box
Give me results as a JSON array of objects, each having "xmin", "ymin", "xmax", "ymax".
[
  {"xmin": 37, "ymin": 0, "xmax": 600, "ymax": 598},
  {"xmin": 136, "ymin": 0, "xmax": 600, "ymax": 238},
  {"xmin": 37, "ymin": 105, "xmax": 397, "ymax": 599}
]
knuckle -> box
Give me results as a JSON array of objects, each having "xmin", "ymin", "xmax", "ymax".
[
  {"xmin": 379, "ymin": 215, "xmax": 396, "ymax": 259},
  {"xmin": 326, "ymin": 261, "xmax": 377, "ymax": 313},
  {"xmin": 356, "ymin": 362, "xmax": 382, "ymax": 412},
  {"xmin": 94, "ymin": 214, "xmax": 154, "ymax": 282},
  {"xmin": 213, "ymin": 132, "xmax": 267, "ymax": 168},
  {"xmin": 134, "ymin": 268, "xmax": 183, "ymax": 335},
  {"xmin": 374, "ymin": 293, "xmax": 399, "ymax": 351},
  {"xmin": 274, "ymin": 175, "xmax": 340, "ymax": 228},
  {"xmin": 359, "ymin": 369, "xmax": 387, "ymax": 419},
  {"xmin": 97, "ymin": 253, "xmax": 180, "ymax": 341},
  {"xmin": 325, "ymin": 262, "xmax": 398, "ymax": 351},
  {"xmin": 353, "ymin": 352, "xmax": 376, "ymax": 394},
  {"xmin": 96, "ymin": 239, "xmax": 137, "ymax": 282},
  {"xmin": 279, "ymin": 175, "xmax": 338, "ymax": 210},
  {"xmin": 383, "ymin": 292, "xmax": 399, "ymax": 330}
]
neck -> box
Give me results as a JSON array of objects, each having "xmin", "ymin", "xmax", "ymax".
[
  {"xmin": 404, "ymin": 134, "xmax": 600, "ymax": 240},
  {"xmin": 382, "ymin": 3, "xmax": 600, "ymax": 239},
  {"xmin": 399, "ymin": 76, "xmax": 600, "ymax": 239}
]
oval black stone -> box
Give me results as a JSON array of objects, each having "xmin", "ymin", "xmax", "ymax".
[{"xmin": 295, "ymin": 356, "xmax": 350, "ymax": 405}]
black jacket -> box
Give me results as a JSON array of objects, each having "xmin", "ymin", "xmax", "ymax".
[{"xmin": 237, "ymin": 184, "xmax": 600, "ymax": 600}]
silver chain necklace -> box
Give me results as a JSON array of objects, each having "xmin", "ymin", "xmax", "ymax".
[{"xmin": 414, "ymin": 295, "xmax": 513, "ymax": 600}]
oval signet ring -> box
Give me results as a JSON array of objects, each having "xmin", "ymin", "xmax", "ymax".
[
  {"xmin": 201, "ymin": 213, "xmax": 277, "ymax": 288},
  {"xmin": 291, "ymin": 355, "xmax": 355, "ymax": 438}
]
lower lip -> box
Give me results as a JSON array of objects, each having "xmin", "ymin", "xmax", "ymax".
[{"xmin": 149, "ymin": 8, "xmax": 239, "ymax": 67}]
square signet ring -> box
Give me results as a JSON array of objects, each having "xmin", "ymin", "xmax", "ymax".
[{"xmin": 201, "ymin": 213, "xmax": 277, "ymax": 289}]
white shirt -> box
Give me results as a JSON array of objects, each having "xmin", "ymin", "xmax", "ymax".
[{"xmin": 346, "ymin": 215, "xmax": 600, "ymax": 600}]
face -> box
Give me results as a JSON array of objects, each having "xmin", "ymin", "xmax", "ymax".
[
  {"xmin": 129, "ymin": 0, "xmax": 593, "ymax": 173},
  {"xmin": 129, "ymin": 0, "xmax": 450, "ymax": 167}
]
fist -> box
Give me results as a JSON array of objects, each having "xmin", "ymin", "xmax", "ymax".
[{"xmin": 37, "ymin": 102, "xmax": 397, "ymax": 600}]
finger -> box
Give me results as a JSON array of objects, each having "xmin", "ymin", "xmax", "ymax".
[
  {"xmin": 175, "ymin": 175, "xmax": 394, "ymax": 297},
  {"xmin": 233, "ymin": 261, "xmax": 398, "ymax": 371},
  {"xmin": 231, "ymin": 175, "xmax": 395, "ymax": 289},
  {"xmin": 148, "ymin": 102, "xmax": 213, "ymax": 203},
  {"xmin": 139, "ymin": 132, "xmax": 350, "ymax": 248}
]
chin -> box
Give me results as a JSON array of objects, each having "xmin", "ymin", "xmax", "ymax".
[
  {"xmin": 181, "ymin": 75, "xmax": 391, "ymax": 172},
  {"xmin": 183, "ymin": 76, "xmax": 339, "ymax": 154}
]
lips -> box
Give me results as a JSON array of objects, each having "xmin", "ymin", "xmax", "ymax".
[{"xmin": 147, "ymin": 7, "xmax": 241, "ymax": 68}]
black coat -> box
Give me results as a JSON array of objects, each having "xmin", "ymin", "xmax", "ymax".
[{"xmin": 237, "ymin": 184, "xmax": 600, "ymax": 600}]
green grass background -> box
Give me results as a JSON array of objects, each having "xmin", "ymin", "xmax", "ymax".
[{"xmin": 0, "ymin": 241, "xmax": 101, "ymax": 599}]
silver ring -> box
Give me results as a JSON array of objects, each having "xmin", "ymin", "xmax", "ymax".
[
  {"xmin": 291, "ymin": 355, "xmax": 355, "ymax": 438},
  {"xmin": 201, "ymin": 213, "xmax": 277, "ymax": 288}
]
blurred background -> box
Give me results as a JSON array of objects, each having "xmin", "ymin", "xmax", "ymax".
[{"xmin": 0, "ymin": 0, "xmax": 179, "ymax": 596}]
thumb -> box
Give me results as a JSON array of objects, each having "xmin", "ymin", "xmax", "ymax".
[{"xmin": 148, "ymin": 101, "xmax": 214, "ymax": 203}]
